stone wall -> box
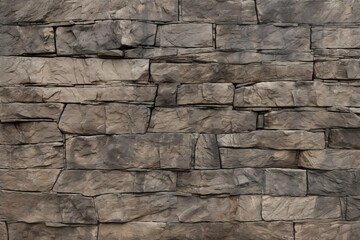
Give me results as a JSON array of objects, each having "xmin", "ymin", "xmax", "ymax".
[{"xmin": 0, "ymin": 0, "xmax": 360, "ymax": 239}]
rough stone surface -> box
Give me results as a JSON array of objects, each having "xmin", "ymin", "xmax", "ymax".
[
  {"xmin": 265, "ymin": 169, "xmax": 307, "ymax": 196},
  {"xmin": 346, "ymin": 197, "xmax": 360, "ymax": 220},
  {"xmin": 329, "ymin": 129, "xmax": 360, "ymax": 149},
  {"xmin": 0, "ymin": 222, "xmax": 6, "ymax": 240},
  {"xmin": 195, "ymin": 134, "xmax": 221, "ymax": 169},
  {"xmin": 315, "ymin": 60, "xmax": 360, "ymax": 80},
  {"xmin": 312, "ymin": 27, "xmax": 360, "ymax": 49},
  {"xmin": 0, "ymin": 103, "xmax": 64, "ymax": 121},
  {"xmin": 155, "ymin": 83, "xmax": 178, "ymax": 106}
]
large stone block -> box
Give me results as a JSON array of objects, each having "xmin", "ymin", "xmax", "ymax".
[
  {"xmin": 257, "ymin": 0, "xmax": 360, "ymax": 24},
  {"xmin": 181, "ymin": 0, "xmax": 257, "ymax": 23},
  {"xmin": 220, "ymin": 148, "xmax": 297, "ymax": 168},
  {"xmin": 315, "ymin": 60, "xmax": 360, "ymax": 79},
  {"xmin": 265, "ymin": 169, "xmax": 307, "ymax": 196},
  {"xmin": 217, "ymin": 25, "xmax": 310, "ymax": 50},
  {"xmin": 0, "ymin": 191, "xmax": 97, "ymax": 223},
  {"xmin": 66, "ymin": 133, "xmax": 196, "ymax": 169},
  {"xmin": 0, "ymin": 26, "xmax": 54, "ymax": 55},
  {"xmin": 347, "ymin": 197, "xmax": 360, "ymax": 220},
  {"xmin": 217, "ymin": 130, "xmax": 325, "ymax": 150},
  {"xmin": 150, "ymin": 62, "xmax": 313, "ymax": 83},
  {"xmin": 0, "ymin": 57, "xmax": 149, "ymax": 86},
  {"xmin": 329, "ymin": 129, "xmax": 360, "ymax": 149},
  {"xmin": 312, "ymin": 26, "xmax": 360, "ymax": 49},
  {"xmin": 262, "ymin": 196, "xmax": 343, "ymax": 221},
  {"xmin": 56, "ymin": 21, "xmax": 156, "ymax": 55},
  {"xmin": 0, "ymin": 103, "xmax": 64, "ymax": 121},
  {"xmin": 149, "ymin": 108, "xmax": 256, "ymax": 133},
  {"xmin": 53, "ymin": 170, "xmax": 176, "ymax": 196},
  {"xmin": 195, "ymin": 134, "xmax": 220, "ymax": 169}
]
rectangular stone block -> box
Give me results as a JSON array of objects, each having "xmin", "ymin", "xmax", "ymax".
[
  {"xmin": 177, "ymin": 168, "xmax": 264, "ymax": 195},
  {"xmin": 53, "ymin": 170, "xmax": 176, "ymax": 196},
  {"xmin": 257, "ymin": 0, "xmax": 360, "ymax": 24},
  {"xmin": 295, "ymin": 221, "xmax": 360, "ymax": 240},
  {"xmin": 157, "ymin": 24, "xmax": 213, "ymax": 47},
  {"xmin": 265, "ymin": 169, "xmax": 307, "ymax": 196},
  {"xmin": 315, "ymin": 60, "xmax": 360, "ymax": 79},
  {"xmin": 262, "ymin": 196, "xmax": 343, "ymax": 221},
  {"xmin": 299, "ymin": 150, "xmax": 360, "ymax": 170},
  {"xmin": 149, "ymin": 108, "xmax": 256, "ymax": 133},
  {"xmin": 195, "ymin": 134, "xmax": 221, "ymax": 169},
  {"xmin": 0, "ymin": 57, "xmax": 149, "ymax": 86},
  {"xmin": 0, "ymin": 26, "xmax": 54, "ymax": 55},
  {"xmin": 217, "ymin": 25, "xmax": 310, "ymax": 50},
  {"xmin": 0, "ymin": 143, "xmax": 64, "ymax": 169},
  {"xmin": 217, "ymin": 130, "xmax": 325, "ymax": 150},
  {"xmin": 347, "ymin": 196, "xmax": 360, "ymax": 220},
  {"xmin": 220, "ymin": 148, "xmax": 297, "ymax": 168},
  {"xmin": 0, "ymin": 0, "xmax": 178, "ymax": 24},
  {"xmin": 59, "ymin": 104, "xmax": 149, "ymax": 134},
  {"xmin": 150, "ymin": 62, "xmax": 313, "ymax": 83},
  {"xmin": 312, "ymin": 26, "xmax": 360, "ymax": 49},
  {"xmin": 66, "ymin": 133, "xmax": 196, "ymax": 169},
  {"xmin": 0, "ymin": 122, "xmax": 62, "ymax": 144},
  {"xmin": 329, "ymin": 129, "xmax": 360, "ymax": 149},
  {"xmin": 177, "ymin": 83, "xmax": 234, "ymax": 105},
  {"xmin": 8, "ymin": 223, "xmax": 97, "ymax": 240},
  {"xmin": 56, "ymin": 21, "xmax": 156, "ymax": 55},
  {"xmin": 0, "ymin": 222, "xmax": 6, "ymax": 240},
  {"xmin": 181, "ymin": 0, "xmax": 257, "ymax": 23},
  {"xmin": 0, "ymin": 103, "xmax": 64, "ymax": 121},
  {"xmin": 0, "ymin": 191, "xmax": 97, "ymax": 223}
]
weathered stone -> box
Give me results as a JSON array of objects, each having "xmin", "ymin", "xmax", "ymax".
[
  {"xmin": 257, "ymin": 0, "xmax": 360, "ymax": 24},
  {"xmin": 181, "ymin": 0, "xmax": 257, "ymax": 23},
  {"xmin": 0, "ymin": 87, "xmax": 43, "ymax": 103},
  {"xmin": 262, "ymin": 196, "xmax": 342, "ymax": 221},
  {"xmin": 99, "ymin": 222, "xmax": 294, "ymax": 240},
  {"xmin": 329, "ymin": 129, "xmax": 360, "ymax": 149},
  {"xmin": 308, "ymin": 170, "xmax": 360, "ymax": 196},
  {"xmin": 0, "ymin": 122, "xmax": 62, "ymax": 144},
  {"xmin": 265, "ymin": 169, "xmax": 307, "ymax": 196},
  {"xmin": 217, "ymin": 130, "xmax": 325, "ymax": 150},
  {"xmin": 151, "ymin": 62, "xmax": 313, "ymax": 83},
  {"xmin": 0, "ymin": 143, "xmax": 64, "ymax": 169},
  {"xmin": 315, "ymin": 60, "xmax": 360, "ymax": 79},
  {"xmin": 53, "ymin": 170, "xmax": 176, "ymax": 196},
  {"xmin": 347, "ymin": 197, "xmax": 360, "ymax": 220},
  {"xmin": 0, "ymin": 103, "xmax": 63, "ymax": 121},
  {"xmin": 195, "ymin": 134, "xmax": 220, "ymax": 169},
  {"xmin": 265, "ymin": 110, "xmax": 360, "ymax": 130},
  {"xmin": 312, "ymin": 26, "xmax": 360, "ymax": 49},
  {"xmin": 217, "ymin": 25, "xmax": 310, "ymax": 50},
  {"xmin": 59, "ymin": 104, "xmax": 149, "ymax": 134},
  {"xmin": 220, "ymin": 148, "xmax": 297, "ymax": 168},
  {"xmin": 299, "ymin": 150, "xmax": 360, "ymax": 170},
  {"xmin": 177, "ymin": 168, "xmax": 264, "ymax": 195},
  {"xmin": 8, "ymin": 223, "xmax": 97, "ymax": 240},
  {"xmin": 66, "ymin": 134, "xmax": 196, "ymax": 169},
  {"xmin": 56, "ymin": 21, "xmax": 156, "ymax": 55},
  {"xmin": 149, "ymin": 108, "xmax": 256, "ymax": 133},
  {"xmin": 0, "ymin": 57, "xmax": 149, "ymax": 86},
  {"xmin": 0, "ymin": 26, "xmax": 54, "ymax": 55},
  {"xmin": 0, "ymin": 222, "xmax": 6, "ymax": 240},
  {"xmin": 0, "ymin": 0, "xmax": 178, "ymax": 24},
  {"xmin": 0, "ymin": 169, "xmax": 60, "ymax": 191},
  {"xmin": 0, "ymin": 191, "xmax": 97, "ymax": 223},
  {"xmin": 96, "ymin": 85, "xmax": 157, "ymax": 103},
  {"xmin": 177, "ymin": 83, "xmax": 234, "ymax": 105},
  {"xmin": 157, "ymin": 24, "xmax": 212, "ymax": 48},
  {"xmin": 155, "ymin": 83, "xmax": 178, "ymax": 106}
]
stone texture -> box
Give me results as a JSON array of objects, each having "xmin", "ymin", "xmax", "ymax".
[
  {"xmin": 0, "ymin": 0, "xmax": 178, "ymax": 24},
  {"xmin": 0, "ymin": 57, "xmax": 149, "ymax": 86},
  {"xmin": 308, "ymin": 170, "xmax": 360, "ymax": 196},
  {"xmin": 265, "ymin": 110, "xmax": 360, "ymax": 130},
  {"xmin": 347, "ymin": 197, "xmax": 360, "ymax": 220},
  {"xmin": 312, "ymin": 27, "xmax": 360, "ymax": 49},
  {"xmin": 0, "ymin": 143, "xmax": 64, "ymax": 169},
  {"xmin": 8, "ymin": 223, "xmax": 97, "ymax": 240},
  {"xmin": 0, "ymin": 103, "xmax": 64, "ymax": 121},
  {"xmin": 0, "ymin": 222, "xmax": 6, "ymax": 240},
  {"xmin": 59, "ymin": 104, "xmax": 149, "ymax": 134},
  {"xmin": 0, "ymin": 26, "xmax": 54, "ymax": 55},
  {"xmin": 329, "ymin": 129, "xmax": 360, "ymax": 149},
  {"xmin": 217, "ymin": 130, "xmax": 325, "ymax": 150},
  {"xmin": 66, "ymin": 133, "xmax": 196, "ymax": 169},
  {"xmin": 157, "ymin": 24, "xmax": 212, "ymax": 48},
  {"xmin": 217, "ymin": 25, "xmax": 310, "ymax": 50},
  {"xmin": 315, "ymin": 60, "xmax": 360, "ymax": 79},
  {"xmin": 265, "ymin": 169, "xmax": 307, "ymax": 196},
  {"xmin": 177, "ymin": 168, "xmax": 264, "ymax": 195},
  {"xmin": 149, "ymin": 108, "xmax": 256, "ymax": 133},
  {"xmin": 53, "ymin": 170, "xmax": 176, "ymax": 196},
  {"xmin": 220, "ymin": 148, "xmax": 297, "ymax": 168},
  {"xmin": 151, "ymin": 62, "xmax": 313, "ymax": 83},
  {"xmin": 295, "ymin": 221, "xmax": 360, "ymax": 240},
  {"xmin": 0, "ymin": 122, "xmax": 62, "ymax": 144},
  {"xmin": 299, "ymin": 150, "xmax": 360, "ymax": 170},
  {"xmin": 181, "ymin": 0, "xmax": 257, "ymax": 23},
  {"xmin": 0, "ymin": 191, "xmax": 97, "ymax": 223},
  {"xmin": 56, "ymin": 21, "xmax": 157, "ymax": 55},
  {"xmin": 177, "ymin": 83, "xmax": 234, "ymax": 105},
  {"xmin": 195, "ymin": 134, "xmax": 220, "ymax": 169},
  {"xmin": 262, "ymin": 196, "xmax": 342, "ymax": 221},
  {"xmin": 155, "ymin": 83, "xmax": 178, "ymax": 106},
  {"xmin": 257, "ymin": 0, "xmax": 360, "ymax": 24}
]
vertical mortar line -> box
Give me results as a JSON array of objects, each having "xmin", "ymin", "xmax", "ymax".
[
  {"xmin": 53, "ymin": 26, "xmax": 58, "ymax": 55},
  {"xmin": 5, "ymin": 222, "xmax": 9, "ymax": 240},
  {"xmin": 96, "ymin": 223, "xmax": 100, "ymax": 240},
  {"xmin": 293, "ymin": 222, "xmax": 296, "ymax": 240},
  {"xmin": 213, "ymin": 24, "xmax": 217, "ymax": 49},
  {"xmin": 254, "ymin": 0, "xmax": 260, "ymax": 24}
]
